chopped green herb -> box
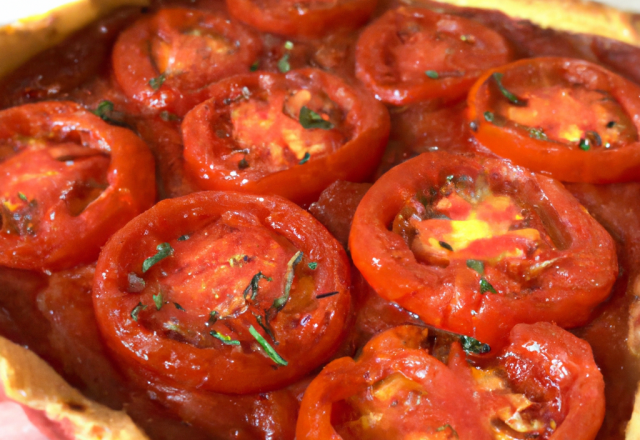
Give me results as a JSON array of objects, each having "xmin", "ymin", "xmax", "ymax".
[
  {"xmin": 316, "ymin": 291, "xmax": 339, "ymax": 299},
  {"xmin": 131, "ymin": 302, "xmax": 147, "ymax": 322},
  {"xmin": 250, "ymin": 60, "xmax": 259, "ymax": 72},
  {"xmin": 127, "ymin": 272, "xmax": 146, "ymax": 293},
  {"xmin": 159, "ymin": 111, "xmax": 179, "ymax": 122},
  {"xmin": 208, "ymin": 311, "xmax": 219, "ymax": 326},
  {"xmin": 459, "ymin": 335, "xmax": 490, "ymax": 354},
  {"xmin": 446, "ymin": 175, "xmax": 455, "ymax": 182},
  {"xmin": 249, "ymin": 325, "xmax": 287, "ymax": 366},
  {"xmin": 299, "ymin": 152, "xmax": 311, "ymax": 164},
  {"xmin": 174, "ymin": 302, "xmax": 185, "ymax": 311},
  {"xmin": 284, "ymin": 41, "xmax": 294, "ymax": 50},
  {"xmin": 153, "ymin": 292, "xmax": 164, "ymax": 310},
  {"xmin": 436, "ymin": 424, "xmax": 459, "ymax": 438},
  {"xmin": 238, "ymin": 157, "xmax": 249, "ymax": 169},
  {"xmin": 308, "ymin": 262, "xmax": 318, "ymax": 270},
  {"xmin": 277, "ymin": 54, "xmax": 290, "ymax": 73},
  {"xmin": 244, "ymin": 272, "xmax": 272, "ymax": 301},
  {"xmin": 492, "ymin": 72, "xmax": 526, "ymax": 106},
  {"xmin": 271, "ymin": 251, "xmax": 303, "ymax": 312},
  {"xmin": 299, "ymin": 106, "xmax": 333, "ymax": 130},
  {"xmin": 466, "ymin": 259, "xmax": 485, "ymax": 275},
  {"xmin": 606, "ymin": 121, "xmax": 616, "ymax": 128},
  {"xmin": 528, "ymin": 127, "xmax": 548, "ymax": 140},
  {"xmin": 149, "ymin": 73, "xmax": 166, "ymax": 91},
  {"xmin": 177, "ymin": 234, "xmax": 190, "ymax": 241},
  {"xmin": 480, "ymin": 278, "xmax": 497, "ymax": 294},
  {"xmin": 254, "ymin": 313, "xmax": 276, "ymax": 343},
  {"xmin": 425, "ymin": 70, "xmax": 439, "ymax": 79},
  {"xmin": 93, "ymin": 100, "xmax": 114, "ymax": 120},
  {"xmin": 579, "ymin": 138, "xmax": 591, "ymax": 151},
  {"xmin": 210, "ymin": 330, "xmax": 241, "ymax": 346},
  {"xmin": 484, "ymin": 111, "xmax": 494, "ymax": 122},
  {"xmin": 142, "ymin": 243, "xmax": 174, "ymax": 273},
  {"xmin": 17, "ymin": 192, "xmax": 28, "ymax": 202},
  {"xmin": 438, "ymin": 241, "xmax": 453, "ymax": 252}
]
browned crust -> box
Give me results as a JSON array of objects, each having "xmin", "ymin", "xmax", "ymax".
[
  {"xmin": 406, "ymin": 0, "xmax": 640, "ymax": 46},
  {"xmin": 0, "ymin": 336, "xmax": 149, "ymax": 440}
]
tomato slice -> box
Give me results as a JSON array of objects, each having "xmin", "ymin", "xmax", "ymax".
[
  {"xmin": 93, "ymin": 191, "xmax": 351, "ymax": 394},
  {"xmin": 225, "ymin": 0, "xmax": 377, "ymax": 38},
  {"xmin": 112, "ymin": 7, "xmax": 262, "ymax": 116},
  {"xmin": 467, "ymin": 57, "xmax": 640, "ymax": 183},
  {"xmin": 297, "ymin": 322, "xmax": 604, "ymax": 440},
  {"xmin": 0, "ymin": 101, "xmax": 155, "ymax": 271},
  {"xmin": 181, "ymin": 69, "xmax": 390, "ymax": 205},
  {"xmin": 349, "ymin": 152, "xmax": 618, "ymax": 349},
  {"xmin": 355, "ymin": 7, "xmax": 513, "ymax": 105}
]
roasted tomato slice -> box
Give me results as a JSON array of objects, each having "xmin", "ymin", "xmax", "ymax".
[
  {"xmin": 225, "ymin": 0, "xmax": 377, "ymax": 38},
  {"xmin": 93, "ymin": 191, "xmax": 351, "ymax": 394},
  {"xmin": 112, "ymin": 7, "xmax": 262, "ymax": 116},
  {"xmin": 0, "ymin": 101, "xmax": 155, "ymax": 271},
  {"xmin": 467, "ymin": 57, "xmax": 640, "ymax": 183},
  {"xmin": 349, "ymin": 152, "xmax": 617, "ymax": 348},
  {"xmin": 297, "ymin": 323, "xmax": 605, "ymax": 440},
  {"xmin": 297, "ymin": 325, "xmax": 492, "ymax": 440},
  {"xmin": 355, "ymin": 7, "xmax": 513, "ymax": 106},
  {"xmin": 181, "ymin": 69, "xmax": 390, "ymax": 205}
]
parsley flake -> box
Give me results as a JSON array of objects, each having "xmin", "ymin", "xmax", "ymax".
[
  {"xmin": 299, "ymin": 106, "xmax": 333, "ymax": 130},
  {"xmin": 178, "ymin": 235, "xmax": 190, "ymax": 241},
  {"xmin": 210, "ymin": 330, "xmax": 241, "ymax": 346},
  {"xmin": 250, "ymin": 60, "xmax": 259, "ymax": 72},
  {"xmin": 466, "ymin": 259, "xmax": 485, "ymax": 275},
  {"xmin": 17, "ymin": 192, "xmax": 28, "ymax": 202},
  {"xmin": 142, "ymin": 243, "xmax": 174, "ymax": 273},
  {"xmin": 484, "ymin": 111, "xmax": 495, "ymax": 122},
  {"xmin": 149, "ymin": 73, "xmax": 166, "ymax": 91},
  {"xmin": 308, "ymin": 262, "xmax": 318, "ymax": 270},
  {"xmin": 492, "ymin": 72, "xmax": 527, "ymax": 106},
  {"xmin": 254, "ymin": 313, "xmax": 276, "ymax": 343},
  {"xmin": 151, "ymin": 293, "xmax": 163, "ymax": 310},
  {"xmin": 459, "ymin": 335, "xmax": 490, "ymax": 354},
  {"xmin": 174, "ymin": 302, "xmax": 185, "ymax": 311},
  {"xmin": 277, "ymin": 53, "xmax": 290, "ymax": 73},
  {"xmin": 299, "ymin": 152, "xmax": 311, "ymax": 165},
  {"xmin": 207, "ymin": 311, "xmax": 219, "ymax": 326},
  {"xmin": 480, "ymin": 278, "xmax": 497, "ymax": 294},
  {"xmin": 528, "ymin": 127, "xmax": 548, "ymax": 140},
  {"xmin": 238, "ymin": 157, "xmax": 250, "ymax": 169},
  {"xmin": 160, "ymin": 111, "xmax": 179, "ymax": 122},
  {"xmin": 93, "ymin": 100, "xmax": 114, "ymax": 120},
  {"xmin": 243, "ymin": 272, "xmax": 272, "ymax": 301},
  {"xmin": 316, "ymin": 291, "xmax": 339, "ymax": 299},
  {"xmin": 131, "ymin": 302, "xmax": 147, "ymax": 322},
  {"xmin": 271, "ymin": 251, "xmax": 303, "ymax": 312},
  {"xmin": 425, "ymin": 70, "xmax": 439, "ymax": 79},
  {"xmin": 249, "ymin": 325, "xmax": 288, "ymax": 366},
  {"xmin": 438, "ymin": 241, "xmax": 453, "ymax": 251},
  {"xmin": 436, "ymin": 424, "xmax": 459, "ymax": 438},
  {"xmin": 579, "ymin": 138, "xmax": 591, "ymax": 151}
]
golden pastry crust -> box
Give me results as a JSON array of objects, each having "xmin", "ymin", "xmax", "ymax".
[
  {"xmin": 0, "ymin": 0, "xmax": 149, "ymax": 78},
  {"xmin": 406, "ymin": 0, "xmax": 640, "ymax": 46},
  {"xmin": 0, "ymin": 336, "xmax": 149, "ymax": 440}
]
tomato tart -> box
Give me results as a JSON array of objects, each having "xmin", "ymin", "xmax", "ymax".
[{"xmin": 0, "ymin": 0, "xmax": 640, "ymax": 440}]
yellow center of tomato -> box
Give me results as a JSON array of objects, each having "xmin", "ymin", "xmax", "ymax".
[
  {"xmin": 229, "ymin": 89, "xmax": 344, "ymax": 172},
  {"xmin": 500, "ymin": 84, "xmax": 637, "ymax": 149},
  {"xmin": 411, "ymin": 192, "xmax": 541, "ymax": 266}
]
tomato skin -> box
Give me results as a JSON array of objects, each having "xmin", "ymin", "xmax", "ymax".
[
  {"xmin": 93, "ymin": 191, "xmax": 351, "ymax": 394},
  {"xmin": 0, "ymin": 101, "xmax": 155, "ymax": 271},
  {"xmin": 226, "ymin": 0, "xmax": 377, "ymax": 38},
  {"xmin": 181, "ymin": 69, "xmax": 390, "ymax": 205},
  {"xmin": 355, "ymin": 7, "xmax": 513, "ymax": 106},
  {"xmin": 112, "ymin": 7, "xmax": 262, "ymax": 116},
  {"xmin": 468, "ymin": 57, "xmax": 640, "ymax": 184},
  {"xmin": 296, "ymin": 325, "xmax": 493, "ymax": 440},
  {"xmin": 499, "ymin": 322, "xmax": 605, "ymax": 440},
  {"xmin": 349, "ymin": 152, "xmax": 618, "ymax": 348}
]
